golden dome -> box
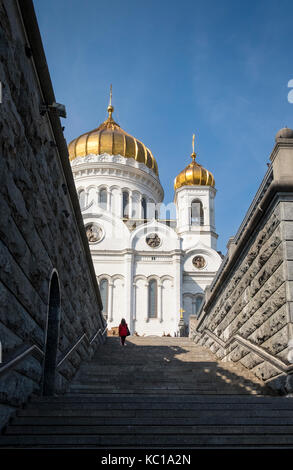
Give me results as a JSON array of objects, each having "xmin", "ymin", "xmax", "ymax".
[
  {"xmin": 174, "ymin": 135, "xmax": 215, "ymax": 190},
  {"xmin": 68, "ymin": 98, "xmax": 158, "ymax": 176}
]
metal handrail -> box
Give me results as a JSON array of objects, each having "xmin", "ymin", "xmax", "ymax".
[
  {"xmin": 57, "ymin": 333, "xmax": 87, "ymax": 369},
  {"xmin": 89, "ymin": 326, "xmax": 107, "ymax": 345},
  {"xmin": 57, "ymin": 325, "xmax": 107, "ymax": 369},
  {"xmin": 0, "ymin": 344, "xmax": 44, "ymax": 378},
  {"xmin": 0, "ymin": 326, "xmax": 107, "ymax": 378}
]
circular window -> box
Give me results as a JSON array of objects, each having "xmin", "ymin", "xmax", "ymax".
[
  {"xmin": 192, "ymin": 255, "xmax": 206, "ymax": 269},
  {"xmin": 85, "ymin": 223, "xmax": 103, "ymax": 243},
  {"xmin": 146, "ymin": 233, "xmax": 161, "ymax": 248}
]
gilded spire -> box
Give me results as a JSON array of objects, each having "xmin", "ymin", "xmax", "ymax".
[
  {"xmin": 173, "ymin": 132, "xmax": 215, "ymax": 190},
  {"xmin": 107, "ymin": 84, "xmax": 114, "ymax": 120},
  {"xmin": 109, "ymin": 84, "xmax": 112, "ymax": 106},
  {"xmin": 191, "ymin": 133, "xmax": 196, "ymax": 161}
]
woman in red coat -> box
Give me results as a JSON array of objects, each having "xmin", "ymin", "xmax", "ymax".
[{"xmin": 118, "ymin": 318, "xmax": 129, "ymax": 346}]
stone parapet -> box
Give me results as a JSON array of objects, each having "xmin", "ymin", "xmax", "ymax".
[
  {"xmin": 191, "ymin": 160, "xmax": 293, "ymax": 394},
  {"xmin": 0, "ymin": 0, "xmax": 106, "ymax": 429}
]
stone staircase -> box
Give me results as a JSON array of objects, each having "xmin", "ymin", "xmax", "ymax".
[{"xmin": 1, "ymin": 336, "xmax": 293, "ymax": 448}]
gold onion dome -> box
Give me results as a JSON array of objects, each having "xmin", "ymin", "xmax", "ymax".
[
  {"xmin": 174, "ymin": 134, "xmax": 215, "ymax": 190},
  {"xmin": 68, "ymin": 88, "xmax": 158, "ymax": 176}
]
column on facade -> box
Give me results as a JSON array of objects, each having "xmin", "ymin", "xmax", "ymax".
[
  {"xmin": 158, "ymin": 282, "xmax": 163, "ymax": 322},
  {"xmin": 174, "ymin": 252, "xmax": 182, "ymax": 333},
  {"xmin": 124, "ymin": 251, "xmax": 134, "ymax": 332},
  {"xmin": 133, "ymin": 192, "xmax": 140, "ymax": 220},
  {"xmin": 210, "ymin": 191, "xmax": 216, "ymax": 229},
  {"xmin": 138, "ymin": 194, "xmax": 143, "ymax": 219},
  {"xmin": 120, "ymin": 189, "xmax": 123, "ymax": 218},
  {"xmin": 107, "ymin": 189, "xmax": 112, "ymax": 212},
  {"xmin": 132, "ymin": 282, "xmax": 137, "ymax": 325},
  {"xmin": 85, "ymin": 189, "xmax": 89, "ymax": 209},
  {"xmin": 108, "ymin": 281, "xmax": 114, "ymax": 322},
  {"xmin": 129, "ymin": 190, "xmax": 133, "ymax": 219},
  {"xmin": 145, "ymin": 281, "xmax": 149, "ymax": 322}
]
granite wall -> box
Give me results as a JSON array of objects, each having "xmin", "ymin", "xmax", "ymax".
[
  {"xmin": 0, "ymin": 0, "xmax": 106, "ymax": 428},
  {"xmin": 191, "ymin": 140, "xmax": 293, "ymax": 394}
]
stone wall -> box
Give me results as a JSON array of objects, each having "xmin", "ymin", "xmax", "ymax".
[
  {"xmin": 191, "ymin": 135, "xmax": 293, "ymax": 395},
  {"xmin": 0, "ymin": 0, "xmax": 106, "ymax": 428}
]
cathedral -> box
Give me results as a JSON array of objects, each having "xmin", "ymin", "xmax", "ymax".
[{"xmin": 68, "ymin": 93, "xmax": 222, "ymax": 336}]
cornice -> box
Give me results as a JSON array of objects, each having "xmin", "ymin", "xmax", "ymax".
[
  {"xmin": 89, "ymin": 249, "xmax": 185, "ymax": 257},
  {"xmin": 270, "ymin": 139, "xmax": 293, "ymax": 163}
]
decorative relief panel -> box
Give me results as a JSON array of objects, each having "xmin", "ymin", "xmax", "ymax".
[
  {"xmin": 146, "ymin": 233, "xmax": 161, "ymax": 248},
  {"xmin": 192, "ymin": 255, "xmax": 206, "ymax": 269},
  {"xmin": 85, "ymin": 223, "xmax": 103, "ymax": 243}
]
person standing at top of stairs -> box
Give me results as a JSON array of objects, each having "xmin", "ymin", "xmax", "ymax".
[{"xmin": 119, "ymin": 318, "xmax": 129, "ymax": 346}]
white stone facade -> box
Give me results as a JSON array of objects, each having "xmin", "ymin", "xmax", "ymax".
[{"xmin": 71, "ymin": 152, "xmax": 222, "ymax": 336}]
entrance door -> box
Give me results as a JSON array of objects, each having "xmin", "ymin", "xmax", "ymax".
[{"xmin": 42, "ymin": 272, "xmax": 61, "ymax": 396}]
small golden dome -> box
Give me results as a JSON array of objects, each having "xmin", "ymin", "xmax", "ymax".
[
  {"xmin": 68, "ymin": 95, "xmax": 158, "ymax": 176},
  {"xmin": 174, "ymin": 135, "xmax": 215, "ymax": 190}
]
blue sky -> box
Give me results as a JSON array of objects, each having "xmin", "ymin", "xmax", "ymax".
[{"xmin": 34, "ymin": 0, "xmax": 293, "ymax": 253}]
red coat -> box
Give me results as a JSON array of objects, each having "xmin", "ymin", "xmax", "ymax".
[{"xmin": 119, "ymin": 323, "xmax": 128, "ymax": 337}]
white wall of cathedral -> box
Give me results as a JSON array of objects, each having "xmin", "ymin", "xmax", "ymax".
[
  {"xmin": 86, "ymin": 214, "xmax": 222, "ymax": 336},
  {"xmin": 133, "ymin": 275, "xmax": 178, "ymax": 336},
  {"xmin": 94, "ymin": 248, "xmax": 217, "ymax": 336},
  {"xmin": 131, "ymin": 220, "xmax": 180, "ymax": 252},
  {"xmin": 84, "ymin": 213, "xmax": 130, "ymax": 250},
  {"xmin": 182, "ymin": 275, "xmax": 213, "ymax": 324},
  {"xmin": 181, "ymin": 245, "xmax": 222, "ymax": 324},
  {"xmin": 97, "ymin": 268, "xmax": 179, "ymax": 336},
  {"xmin": 70, "ymin": 154, "xmax": 223, "ymax": 336}
]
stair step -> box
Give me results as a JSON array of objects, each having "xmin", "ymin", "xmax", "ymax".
[
  {"xmin": 68, "ymin": 389, "xmax": 250, "ymax": 395},
  {"xmin": 16, "ymin": 408, "xmax": 293, "ymax": 418},
  {"xmin": 11, "ymin": 416, "xmax": 293, "ymax": 426},
  {"xmin": 21, "ymin": 402, "xmax": 293, "ymax": 413},
  {"xmin": 30, "ymin": 394, "xmax": 285, "ymax": 404},
  {"xmin": 5, "ymin": 424, "xmax": 293, "ymax": 435},
  {"xmin": 1, "ymin": 434, "xmax": 293, "ymax": 448}
]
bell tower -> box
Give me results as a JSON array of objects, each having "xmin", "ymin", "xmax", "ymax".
[{"xmin": 174, "ymin": 134, "xmax": 218, "ymax": 250}]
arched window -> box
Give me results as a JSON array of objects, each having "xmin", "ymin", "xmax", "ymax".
[
  {"xmin": 195, "ymin": 295, "xmax": 204, "ymax": 315},
  {"xmin": 99, "ymin": 189, "xmax": 107, "ymax": 209},
  {"xmin": 123, "ymin": 191, "xmax": 129, "ymax": 218},
  {"xmin": 191, "ymin": 199, "xmax": 204, "ymax": 226},
  {"xmin": 100, "ymin": 278, "xmax": 108, "ymax": 318},
  {"xmin": 148, "ymin": 279, "xmax": 157, "ymax": 318},
  {"xmin": 78, "ymin": 190, "xmax": 86, "ymax": 210},
  {"xmin": 141, "ymin": 197, "xmax": 147, "ymax": 220}
]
